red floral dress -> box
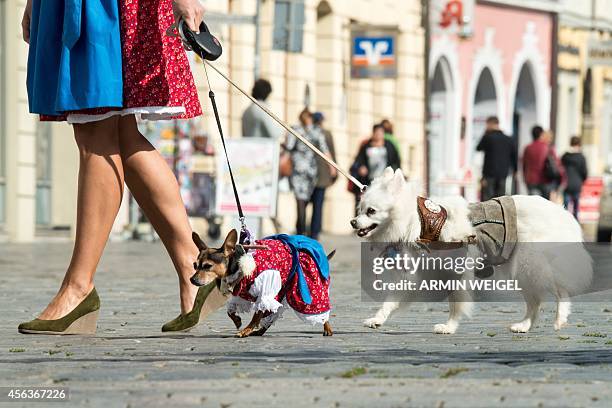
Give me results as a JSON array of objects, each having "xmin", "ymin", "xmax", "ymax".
[
  {"xmin": 229, "ymin": 239, "xmax": 331, "ymax": 325},
  {"xmin": 44, "ymin": 0, "xmax": 201, "ymax": 123}
]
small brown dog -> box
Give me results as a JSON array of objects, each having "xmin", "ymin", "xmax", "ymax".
[{"xmin": 190, "ymin": 230, "xmax": 334, "ymax": 338}]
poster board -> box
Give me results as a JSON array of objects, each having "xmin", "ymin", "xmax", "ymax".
[
  {"xmin": 215, "ymin": 138, "xmax": 279, "ymax": 217},
  {"xmin": 579, "ymin": 177, "xmax": 604, "ymax": 223}
]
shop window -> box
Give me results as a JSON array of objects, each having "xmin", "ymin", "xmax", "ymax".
[
  {"xmin": 36, "ymin": 123, "xmax": 52, "ymax": 225},
  {"xmin": 273, "ymin": 0, "xmax": 305, "ymax": 53}
]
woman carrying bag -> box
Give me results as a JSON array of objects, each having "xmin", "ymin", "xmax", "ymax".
[{"xmin": 286, "ymin": 109, "xmax": 336, "ymax": 236}]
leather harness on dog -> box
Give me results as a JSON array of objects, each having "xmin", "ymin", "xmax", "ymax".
[
  {"xmin": 416, "ymin": 196, "xmax": 449, "ymax": 244},
  {"xmin": 416, "ymin": 196, "xmax": 518, "ymax": 267}
]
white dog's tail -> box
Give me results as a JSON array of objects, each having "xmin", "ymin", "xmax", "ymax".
[{"xmin": 549, "ymin": 243, "xmax": 594, "ymax": 297}]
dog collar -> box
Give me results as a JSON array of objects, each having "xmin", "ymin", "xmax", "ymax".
[{"xmin": 416, "ymin": 196, "xmax": 447, "ymax": 243}]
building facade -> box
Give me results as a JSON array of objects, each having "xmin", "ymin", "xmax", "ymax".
[
  {"xmin": 555, "ymin": 0, "xmax": 612, "ymax": 176},
  {"xmin": 428, "ymin": 0, "xmax": 560, "ymax": 199},
  {"xmin": 0, "ymin": 0, "xmax": 426, "ymax": 242}
]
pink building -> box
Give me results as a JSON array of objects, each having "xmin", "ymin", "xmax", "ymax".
[{"xmin": 428, "ymin": 0, "xmax": 558, "ymax": 198}]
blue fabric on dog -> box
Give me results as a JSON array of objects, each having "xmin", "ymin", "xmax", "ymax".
[
  {"xmin": 265, "ymin": 234, "xmax": 330, "ymax": 305},
  {"xmin": 27, "ymin": 0, "xmax": 123, "ymax": 115}
]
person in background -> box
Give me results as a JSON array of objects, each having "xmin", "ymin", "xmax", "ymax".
[
  {"xmin": 523, "ymin": 126, "xmax": 562, "ymax": 200},
  {"xmin": 476, "ymin": 116, "xmax": 517, "ymax": 201},
  {"xmin": 310, "ymin": 112, "xmax": 337, "ymax": 240},
  {"xmin": 350, "ymin": 124, "xmax": 401, "ymax": 212},
  {"xmin": 543, "ymin": 130, "xmax": 565, "ymax": 201},
  {"xmin": 241, "ymin": 78, "xmax": 281, "ymax": 139},
  {"xmin": 380, "ymin": 118, "xmax": 401, "ymax": 158},
  {"xmin": 561, "ymin": 136, "xmax": 588, "ymax": 219},
  {"xmin": 287, "ymin": 109, "xmax": 336, "ymax": 236}
]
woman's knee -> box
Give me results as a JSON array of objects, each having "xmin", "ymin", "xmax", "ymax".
[
  {"xmin": 117, "ymin": 115, "xmax": 154, "ymax": 158},
  {"xmin": 73, "ymin": 116, "xmax": 120, "ymax": 155}
]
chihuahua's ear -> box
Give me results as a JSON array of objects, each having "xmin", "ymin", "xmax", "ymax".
[
  {"xmin": 222, "ymin": 229, "xmax": 238, "ymax": 256},
  {"xmin": 192, "ymin": 232, "xmax": 207, "ymax": 251}
]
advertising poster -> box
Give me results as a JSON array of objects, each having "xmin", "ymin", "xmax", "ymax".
[
  {"xmin": 215, "ymin": 138, "xmax": 279, "ymax": 217},
  {"xmin": 579, "ymin": 176, "xmax": 604, "ymax": 223}
]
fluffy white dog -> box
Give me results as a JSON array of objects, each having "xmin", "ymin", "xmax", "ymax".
[{"xmin": 351, "ymin": 167, "xmax": 593, "ymax": 334}]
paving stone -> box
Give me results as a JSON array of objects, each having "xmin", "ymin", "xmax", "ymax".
[{"xmin": 0, "ymin": 236, "xmax": 611, "ymax": 407}]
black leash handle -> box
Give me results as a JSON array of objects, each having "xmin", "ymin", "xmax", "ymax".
[{"xmin": 208, "ymin": 90, "xmax": 244, "ymax": 221}]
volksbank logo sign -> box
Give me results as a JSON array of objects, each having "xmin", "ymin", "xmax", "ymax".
[
  {"xmin": 353, "ymin": 37, "xmax": 395, "ymax": 66},
  {"xmin": 351, "ymin": 29, "xmax": 397, "ymax": 78}
]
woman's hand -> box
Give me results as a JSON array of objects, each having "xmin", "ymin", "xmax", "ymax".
[
  {"xmin": 172, "ymin": 0, "xmax": 205, "ymax": 33},
  {"xmin": 22, "ymin": 0, "xmax": 32, "ymax": 44},
  {"xmin": 358, "ymin": 166, "xmax": 368, "ymax": 177}
]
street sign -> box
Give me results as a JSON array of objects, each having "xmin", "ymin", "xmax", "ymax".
[
  {"xmin": 215, "ymin": 137, "xmax": 279, "ymax": 217},
  {"xmin": 351, "ymin": 28, "xmax": 398, "ymax": 78},
  {"xmin": 430, "ymin": 0, "xmax": 475, "ymax": 38}
]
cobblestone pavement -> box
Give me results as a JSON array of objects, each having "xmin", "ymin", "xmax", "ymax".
[{"xmin": 1, "ymin": 235, "xmax": 611, "ymax": 407}]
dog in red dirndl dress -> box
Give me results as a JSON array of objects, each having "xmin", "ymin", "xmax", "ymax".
[{"xmin": 190, "ymin": 230, "xmax": 334, "ymax": 337}]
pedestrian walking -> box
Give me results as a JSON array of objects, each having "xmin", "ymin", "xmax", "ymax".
[
  {"xmin": 561, "ymin": 136, "xmax": 588, "ymax": 219},
  {"xmin": 523, "ymin": 126, "xmax": 563, "ymax": 200},
  {"xmin": 287, "ymin": 109, "xmax": 336, "ymax": 236},
  {"xmin": 19, "ymin": 0, "xmax": 214, "ymax": 335},
  {"xmin": 380, "ymin": 119, "xmax": 401, "ymax": 158},
  {"xmin": 349, "ymin": 124, "xmax": 401, "ymax": 212},
  {"xmin": 241, "ymin": 78, "xmax": 281, "ymax": 139},
  {"xmin": 476, "ymin": 116, "xmax": 517, "ymax": 201},
  {"xmin": 310, "ymin": 112, "xmax": 337, "ymax": 240}
]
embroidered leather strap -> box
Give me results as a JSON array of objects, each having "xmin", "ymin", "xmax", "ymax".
[{"xmin": 416, "ymin": 196, "xmax": 448, "ymax": 243}]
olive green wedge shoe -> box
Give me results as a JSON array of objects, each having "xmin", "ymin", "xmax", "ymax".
[
  {"xmin": 162, "ymin": 281, "xmax": 228, "ymax": 332},
  {"xmin": 18, "ymin": 288, "xmax": 100, "ymax": 335}
]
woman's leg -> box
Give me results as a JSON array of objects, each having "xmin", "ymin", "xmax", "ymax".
[
  {"xmin": 296, "ymin": 199, "xmax": 307, "ymax": 235},
  {"xmin": 310, "ymin": 187, "xmax": 325, "ymax": 239},
  {"xmin": 117, "ymin": 116, "xmax": 198, "ymax": 314},
  {"xmin": 39, "ymin": 117, "xmax": 124, "ymax": 320}
]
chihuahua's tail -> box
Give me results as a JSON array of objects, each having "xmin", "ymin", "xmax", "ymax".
[{"xmin": 327, "ymin": 250, "xmax": 336, "ymax": 261}]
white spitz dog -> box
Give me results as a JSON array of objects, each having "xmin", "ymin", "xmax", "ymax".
[{"xmin": 351, "ymin": 167, "xmax": 593, "ymax": 334}]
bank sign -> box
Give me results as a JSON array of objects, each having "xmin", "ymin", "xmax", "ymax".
[{"xmin": 351, "ymin": 31, "xmax": 397, "ymax": 78}]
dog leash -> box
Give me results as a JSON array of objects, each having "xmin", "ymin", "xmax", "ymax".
[
  {"xmin": 201, "ymin": 61, "xmax": 366, "ymax": 192},
  {"xmin": 176, "ymin": 19, "xmax": 366, "ymax": 194},
  {"xmin": 203, "ymin": 69, "xmax": 252, "ymax": 244},
  {"xmin": 174, "ymin": 19, "xmax": 254, "ymax": 243}
]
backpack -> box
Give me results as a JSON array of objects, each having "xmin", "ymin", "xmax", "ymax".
[{"xmin": 543, "ymin": 148, "xmax": 562, "ymax": 183}]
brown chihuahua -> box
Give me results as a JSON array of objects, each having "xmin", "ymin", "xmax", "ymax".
[{"xmin": 190, "ymin": 230, "xmax": 334, "ymax": 338}]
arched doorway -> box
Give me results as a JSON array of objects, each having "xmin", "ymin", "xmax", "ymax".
[
  {"xmin": 468, "ymin": 67, "xmax": 498, "ymax": 201},
  {"xmin": 513, "ymin": 63, "xmax": 538, "ymax": 157},
  {"xmin": 512, "ymin": 63, "xmax": 538, "ymax": 193},
  {"xmin": 429, "ymin": 57, "xmax": 455, "ymax": 196}
]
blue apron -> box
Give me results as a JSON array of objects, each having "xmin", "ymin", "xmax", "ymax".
[{"xmin": 27, "ymin": 0, "xmax": 123, "ymax": 116}]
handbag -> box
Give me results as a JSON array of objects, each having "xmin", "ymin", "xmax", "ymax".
[{"xmin": 279, "ymin": 149, "xmax": 293, "ymax": 178}]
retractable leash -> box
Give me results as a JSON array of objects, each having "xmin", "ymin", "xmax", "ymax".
[
  {"xmin": 177, "ymin": 20, "xmax": 253, "ymax": 244},
  {"xmin": 177, "ymin": 20, "xmax": 367, "ymax": 241}
]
